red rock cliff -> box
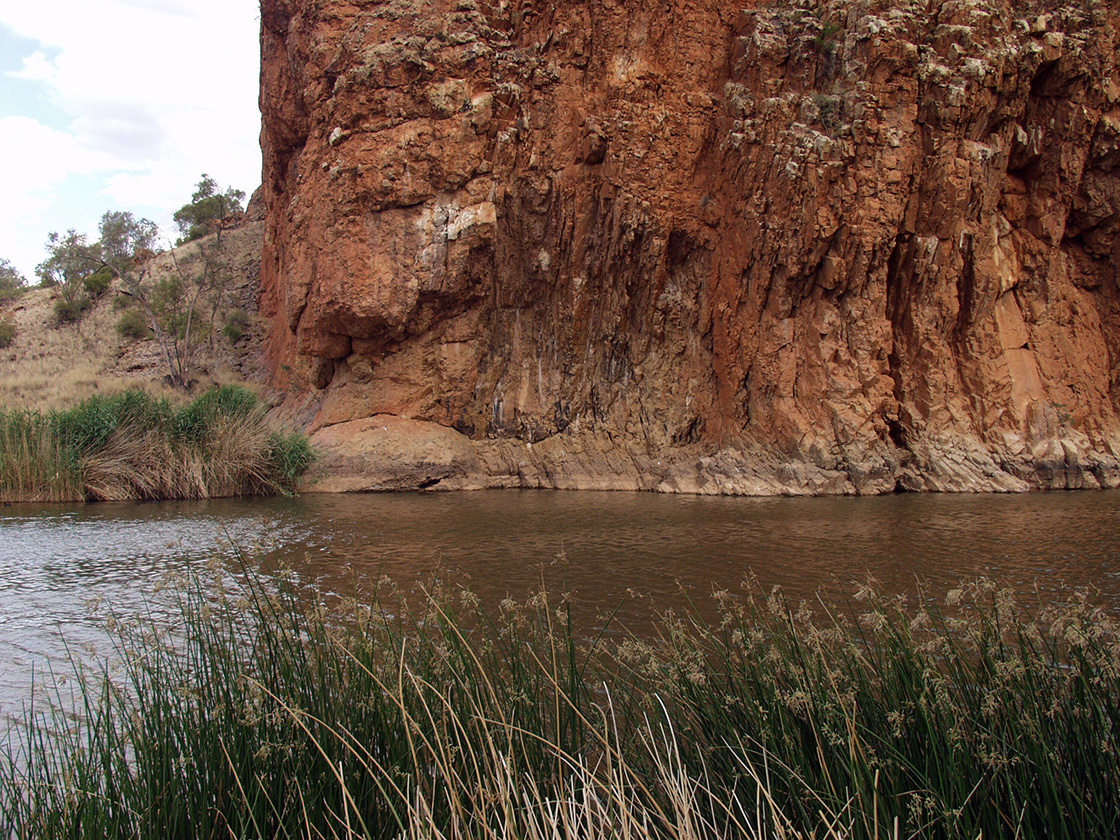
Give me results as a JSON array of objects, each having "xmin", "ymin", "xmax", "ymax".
[{"xmin": 259, "ymin": 0, "xmax": 1120, "ymax": 494}]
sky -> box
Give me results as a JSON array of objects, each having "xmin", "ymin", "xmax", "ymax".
[{"xmin": 0, "ymin": 0, "xmax": 262, "ymax": 282}]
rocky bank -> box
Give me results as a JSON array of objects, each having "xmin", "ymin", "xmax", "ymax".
[{"xmin": 259, "ymin": 0, "xmax": 1120, "ymax": 494}]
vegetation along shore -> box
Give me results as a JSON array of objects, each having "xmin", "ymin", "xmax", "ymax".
[
  {"xmin": 0, "ymin": 385, "xmax": 311, "ymax": 502},
  {"xmin": 2, "ymin": 572, "xmax": 1117, "ymax": 839}
]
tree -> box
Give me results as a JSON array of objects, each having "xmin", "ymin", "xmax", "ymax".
[
  {"xmin": 115, "ymin": 182, "xmax": 242, "ymax": 388},
  {"xmin": 99, "ymin": 211, "xmax": 160, "ymax": 275},
  {"xmin": 0, "ymin": 258, "xmax": 28, "ymax": 300},
  {"xmin": 28, "ymin": 179, "xmax": 244, "ymax": 384},
  {"xmin": 172, "ymin": 174, "xmax": 245, "ymax": 243},
  {"xmin": 118, "ymin": 246, "xmax": 237, "ymax": 389},
  {"xmin": 36, "ymin": 230, "xmax": 102, "ymax": 322},
  {"xmin": 36, "ymin": 230, "xmax": 98, "ymax": 288},
  {"xmin": 88, "ymin": 212, "xmax": 195, "ymax": 388},
  {"xmin": 169, "ymin": 177, "xmax": 245, "ymax": 359}
]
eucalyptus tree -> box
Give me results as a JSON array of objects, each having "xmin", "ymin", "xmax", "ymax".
[
  {"xmin": 0, "ymin": 258, "xmax": 27, "ymax": 300},
  {"xmin": 36, "ymin": 230, "xmax": 102, "ymax": 322},
  {"xmin": 172, "ymin": 174, "xmax": 246, "ymax": 244},
  {"xmin": 112, "ymin": 178, "xmax": 245, "ymax": 389}
]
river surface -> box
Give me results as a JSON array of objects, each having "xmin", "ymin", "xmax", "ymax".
[{"xmin": 2, "ymin": 489, "xmax": 1119, "ymax": 722}]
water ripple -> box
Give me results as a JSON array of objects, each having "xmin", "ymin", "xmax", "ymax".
[{"xmin": 1, "ymin": 490, "xmax": 1118, "ymax": 724}]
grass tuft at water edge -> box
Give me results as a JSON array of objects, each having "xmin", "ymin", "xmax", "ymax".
[{"xmin": 0, "ymin": 385, "xmax": 312, "ymax": 502}]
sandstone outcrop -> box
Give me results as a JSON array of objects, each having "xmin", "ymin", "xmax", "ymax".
[{"xmin": 259, "ymin": 0, "xmax": 1120, "ymax": 494}]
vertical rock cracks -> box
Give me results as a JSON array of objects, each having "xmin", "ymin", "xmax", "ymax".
[{"xmin": 259, "ymin": 0, "xmax": 1120, "ymax": 494}]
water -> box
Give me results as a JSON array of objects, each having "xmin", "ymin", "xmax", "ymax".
[{"xmin": 2, "ymin": 489, "xmax": 1119, "ymax": 722}]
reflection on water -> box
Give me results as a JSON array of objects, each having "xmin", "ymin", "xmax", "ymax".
[{"xmin": 1, "ymin": 489, "xmax": 1119, "ymax": 720}]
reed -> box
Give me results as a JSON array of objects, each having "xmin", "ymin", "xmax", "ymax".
[
  {"xmin": 0, "ymin": 385, "xmax": 312, "ymax": 502},
  {"xmin": 625, "ymin": 581, "xmax": 1120, "ymax": 839},
  {"xmin": 2, "ymin": 571, "xmax": 1117, "ymax": 839},
  {"xmin": 0, "ymin": 409, "xmax": 83, "ymax": 501}
]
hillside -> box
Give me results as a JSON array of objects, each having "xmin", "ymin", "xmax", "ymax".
[{"xmin": 0, "ymin": 222, "xmax": 269, "ymax": 412}]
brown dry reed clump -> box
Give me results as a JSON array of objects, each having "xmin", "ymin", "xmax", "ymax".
[
  {"xmin": 0, "ymin": 385, "xmax": 311, "ymax": 502},
  {"xmin": 1, "ymin": 572, "xmax": 1117, "ymax": 840}
]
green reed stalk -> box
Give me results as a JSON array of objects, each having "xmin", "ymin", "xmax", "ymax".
[
  {"xmin": 1, "ymin": 572, "xmax": 1117, "ymax": 839},
  {"xmin": 0, "ymin": 385, "xmax": 312, "ymax": 502},
  {"xmin": 633, "ymin": 582, "xmax": 1120, "ymax": 840},
  {"xmin": 0, "ymin": 410, "xmax": 83, "ymax": 501}
]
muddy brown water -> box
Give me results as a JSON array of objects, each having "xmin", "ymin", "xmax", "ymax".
[{"xmin": 2, "ymin": 489, "xmax": 1119, "ymax": 722}]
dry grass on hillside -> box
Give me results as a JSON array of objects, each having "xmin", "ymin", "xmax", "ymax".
[
  {"xmin": 0, "ymin": 286, "xmax": 158, "ymax": 411},
  {"xmin": 0, "ymin": 223, "xmax": 267, "ymax": 412}
]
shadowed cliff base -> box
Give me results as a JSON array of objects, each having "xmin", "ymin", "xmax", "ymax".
[
  {"xmin": 298, "ymin": 412, "xmax": 1119, "ymax": 495},
  {"xmin": 259, "ymin": 0, "xmax": 1120, "ymax": 496}
]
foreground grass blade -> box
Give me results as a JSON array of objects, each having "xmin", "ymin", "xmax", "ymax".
[{"xmin": 1, "ymin": 571, "xmax": 1116, "ymax": 839}]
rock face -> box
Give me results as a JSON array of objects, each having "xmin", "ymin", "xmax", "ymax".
[{"xmin": 259, "ymin": 0, "xmax": 1120, "ymax": 494}]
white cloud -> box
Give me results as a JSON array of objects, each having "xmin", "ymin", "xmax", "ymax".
[
  {"xmin": 107, "ymin": 0, "xmax": 195, "ymax": 17},
  {"xmin": 0, "ymin": 115, "xmax": 114, "ymax": 274},
  {"xmin": 72, "ymin": 102, "xmax": 166, "ymax": 161},
  {"xmin": 0, "ymin": 115, "xmax": 92, "ymax": 192},
  {"xmin": 0, "ymin": 0, "xmax": 261, "ymax": 277},
  {"xmin": 7, "ymin": 50, "xmax": 57, "ymax": 83}
]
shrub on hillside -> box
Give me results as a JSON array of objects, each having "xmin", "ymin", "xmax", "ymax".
[
  {"xmin": 83, "ymin": 266, "xmax": 113, "ymax": 298},
  {"xmin": 0, "ymin": 258, "xmax": 27, "ymax": 301},
  {"xmin": 54, "ymin": 295, "xmax": 91, "ymax": 324},
  {"xmin": 116, "ymin": 309, "xmax": 150, "ymax": 340},
  {"xmin": 38, "ymin": 231, "xmax": 99, "ymax": 323},
  {"xmin": 0, "ymin": 317, "xmax": 15, "ymax": 348},
  {"xmin": 223, "ymin": 309, "xmax": 251, "ymax": 344},
  {"xmin": 173, "ymin": 174, "xmax": 245, "ymax": 243}
]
